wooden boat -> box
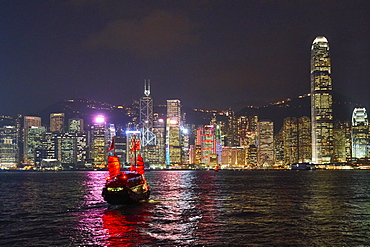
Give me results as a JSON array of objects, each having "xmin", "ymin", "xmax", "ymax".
[{"xmin": 102, "ymin": 155, "xmax": 150, "ymax": 204}]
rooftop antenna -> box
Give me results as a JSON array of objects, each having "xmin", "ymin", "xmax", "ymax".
[{"xmin": 144, "ymin": 79, "xmax": 150, "ymax": 97}]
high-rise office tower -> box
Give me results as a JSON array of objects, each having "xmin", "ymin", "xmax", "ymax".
[
  {"xmin": 24, "ymin": 116, "xmax": 42, "ymax": 129},
  {"xmin": 126, "ymin": 130, "xmax": 141, "ymax": 165},
  {"xmin": 152, "ymin": 115, "xmax": 166, "ymax": 167},
  {"xmin": 224, "ymin": 110, "xmax": 238, "ymax": 147},
  {"xmin": 181, "ymin": 125, "xmax": 190, "ymax": 165},
  {"xmin": 0, "ymin": 125, "xmax": 18, "ymax": 169},
  {"xmin": 140, "ymin": 80, "xmax": 156, "ymax": 147},
  {"xmin": 199, "ymin": 125, "xmax": 216, "ymax": 166},
  {"xmin": 26, "ymin": 126, "xmax": 46, "ymax": 166},
  {"xmin": 69, "ymin": 118, "xmax": 84, "ymax": 133},
  {"xmin": 351, "ymin": 108, "xmax": 369, "ymax": 159},
  {"xmin": 257, "ymin": 120, "xmax": 274, "ymax": 168},
  {"xmin": 166, "ymin": 99, "xmax": 181, "ymax": 166},
  {"xmin": 298, "ymin": 116, "xmax": 312, "ymax": 163},
  {"xmin": 90, "ymin": 115, "xmax": 107, "ymax": 168},
  {"xmin": 311, "ymin": 36, "xmax": 334, "ymax": 164},
  {"xmin": 54, "ymin": 132, "xmax": 87, "ymax": 167},
  {"xmin": 335, "ymin": 120, "xmax": 352, "ymax": 161},
  {"xmin": 50, "ymin": 113, "xmax": 65, "ymax": 133},
  {"xmin": 283, "ymin": 117, "xmax": 299, "ymax": 165},
  {"xmin": 23, "ymin": 116, "xmax": 42, "ymax": 164}
]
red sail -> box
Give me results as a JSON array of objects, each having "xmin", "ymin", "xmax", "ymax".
[
  {"xmin": 107, "ymin": 156, "xmax": 120, "ymax": 177},
  {"xmin": 136, "ymin": 155, "xmax": 145, "ymax": 174}
]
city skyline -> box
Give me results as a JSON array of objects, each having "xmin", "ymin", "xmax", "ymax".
[{"xmin": 1, "ymin": 1, "xmax": 369, "ymax": 116}]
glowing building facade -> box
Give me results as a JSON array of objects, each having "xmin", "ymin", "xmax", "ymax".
[
  {"xmin": 152, "ymin": 115, "xmax": 166, "ymax": 167},
  {"xmin": 0, "ymin": 125, "xmax": 18, "ymax": 169},
  {"xmin": 166, "ymin": 99, "xmax": 182, "ymax": 166},
  {"xmin": 50, "ymin": 113, "xmax": 65, "ymax": 133},
  {"xmin": 90, "ymin": 115, "xmax": 107, "ymax": 168},
  {"xmin": 140, "ymin": 80, "xmax": 156, "ymax": 149},
  {"xmin": 199, "ymin": 125, "xmax": 216, "ymax": 166},
  {"xmin": 351, "ymin": 108, "xmax": 369, "ymax": 159},
  {"xmin": 311, "ymin": 36, "xmax": 334, "ymax": 164},
  {"xmin": 297, "ymin": 116, "xmax": 312, "ymax": 163},
  {"xmin": 257, "ymin": 120, "xmax": 274, "ymax": 168},
  {"xmin": 68, "ymin": 118, "xmax": 84, "ymax": 133}
]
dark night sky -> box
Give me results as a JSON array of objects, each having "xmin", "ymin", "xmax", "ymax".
[{"xmin": 1, "ymin": 0, "xmax": 369, "ymax": 116}]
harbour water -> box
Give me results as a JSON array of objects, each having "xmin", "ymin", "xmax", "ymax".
[{"xmin": 0, "ymin": 170, "xmax": 369, "ymax": 246}]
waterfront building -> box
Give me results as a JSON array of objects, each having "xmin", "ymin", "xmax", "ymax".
[
  {"xmin": 230, "ymin": 147, "xmax": 246, "ymax": 168},
  {"xmin": 166, "ymin": 99, "xmax": 182, "ymax": 166},
  {"xmin": 126, "ymin": 130, "xmax": 141, "ymax": 165},
  {"xmin": 310, "ymin": 36, "xmax": 334, "ymax": 164},
  {"xmin": 199, "ymin": 125, "xmax": 216, "ymax": 166},
  {"xmin": 333, "ymin": 128, "xmax": 347, "ymax": 163},
  {"xmin": 195, "ymin": 145, "xmax": 202, "ymax": 165},
  {"xmin": 335, "ymin": 120, "xmax": 352, "ymax": 161},
  {"xmin": 152, "ymin": 115, "xmax": 166, "ymax": 166},
  {"xmin": 90, "ymin": 115, "xmax": 107, "ymax": 168},
  {"xmin": 68, "ymin": 118, "xmax": 84, "ymax": 133},
  {"xmin": 0, "ymin": 125, "xmax": 18, "ymax": 169},
  {"xmin": 108, "ymin": 124, "xmax": 116, "ymax": 142},
  {"xmin": 181, "ymin": 125, "xmax": 190, "ymax": 165},
  {"xmin": 298, "ymin": 116, "xmax": 312, "ymax": 163},
  {"xmin": 257, "ymin": 120, "xmax": 274, "ymax": 168},
  {"xmin": 50, "ymin": 113, "xmax": 65, "ymax": 133},
  {"xmin": 283, "ymin": 117, "xmax": 299, "ymax": 165},
  {"xmin": 23, "ymin": 116, "xmax": 42, "ymax": 164},
  {"xmin": 215, "ymin": 123, "xmax": 223, "ymax": 165},
  {"xmin": 140, "ymin": 80, "xmax": 156, "ymax": 162},
  {"xmin": 238, "ymin": 116, "xmax": 249, "ymax": 147},
  {"xmin": 26, "ymin": 126, "xmax": 46, "ymax": 166},
  {"xmin": 39, "ymin": 132, "xmax": 57, "ymax": 161},
  {"xmin": 247, "ymin": 144, "xmax": 258, "ymax": 168},
  {"xmin": 224, "ymin": 110, "xmax": 238, "ymax": 147},
  {"xmin": 274, "ymin": 130, "xmax": 284, "ymax": 166},
  {"xmin": 351, "ymin": 108, "xmax": 369, "ymax": 159},
  {"xmin": 55, "ymin": 132, "xmax": 88, "ymax": 167},
  {"xmin": 111, "ymin": 136, "xmax": 127, "ymax": 164},
  {"xmin": 221, "ymin": 146, "xmax": 232, "ymax": 167}
]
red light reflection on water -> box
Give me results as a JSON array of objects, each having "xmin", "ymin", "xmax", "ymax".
[
  {"xmin": 102, "ymin": 207, "xmax": 153, "ymax": 246},
  {"xmin": 73, "ymin": 170, "xmax": 222, "ymax": 246}
]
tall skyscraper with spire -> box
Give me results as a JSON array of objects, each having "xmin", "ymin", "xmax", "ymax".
[
  {"xmin": 311, "ymin": 36, "xmax": 334, "ymax": 164},
  {"xmin": 140, "ymin": 80, "xmax": 156, "ymax": 162}
]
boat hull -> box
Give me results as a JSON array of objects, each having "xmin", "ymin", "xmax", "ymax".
[{"xmin": 102, "ymin": 185, "xmax": 150, "ymax": 204}]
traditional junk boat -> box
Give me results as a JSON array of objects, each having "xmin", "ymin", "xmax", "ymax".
[{"xmin": 102, "ymin": 138, "xmax": 150, "ymax": 204}]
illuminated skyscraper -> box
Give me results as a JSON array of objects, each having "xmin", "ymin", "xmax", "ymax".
[
  {"xmin": 68, "ymin": 118, "xmax": 84, "ymax": 133},
  {"xmin": 166, "ymin": 99, "xmax": 181, "ymax": 166},
  {"xmin": 257, "ymin": 120, "xmax": 274, "ymax": 168},
  {"xmin": 283, "ymin": 117, "xmax": 299, "ymax": 165},
  {"xmin": 50, "ymin": 113, "xmax": 65, "ymax": 133},
  {"xmin": 0, "ymin": 125, "xmax": 18, "ymax": 169},
  {"xmin": 351, "ymin": 108, "xmax": 369, "ymax": 159},
  {"xmin": 334, "ymin": 120, "xmax": 352, "ymax": 161},
  {"xmin": 90, "ymin": 115, "xmax": 107, "ymax": 168},
  {"xmin": 199, "ymin": 125, "xmax": 216, "ymax": 166},
  {"xmin": 152, "ymin": 115, "xmax": 166, "ymax": 167},
  {"xmin": 298, "ymin": 116, "xmax": 312, "ymax": 163},
  {"xmin": 311, "ymin": 36, "xmax": 334, "ymax": 164},
  {"xmin": 140, "ymin": 80, "xmax": 156, "ymax": 148},
  {"xmin": 23, "ymin": 116, "xmax": 42, "ymax": 164},
  {"xmin": 26, "ymin": 126, "xmax": 46, "ymax": 166}
]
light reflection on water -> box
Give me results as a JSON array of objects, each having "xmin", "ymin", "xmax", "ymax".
[
  {"xmin": 0, "ymin": 170, "xmax": 370, "ymax": 246},
  {"xmin": 72, "ymin": 170, "xmax": 223, "ymax": 246}
]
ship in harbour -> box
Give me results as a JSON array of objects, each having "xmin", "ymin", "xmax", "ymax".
[{"xmin": 102, "ymin": 137, "xmax": 150, "ymax": 204}]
